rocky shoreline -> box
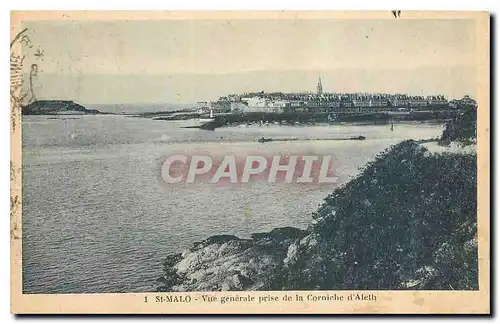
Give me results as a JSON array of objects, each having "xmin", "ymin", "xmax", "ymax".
[
  {"xmin": 157, "ymin": 227, "xmax": 308, "ymax": 292},
  {"xmin": 186, "ymin": 111, "xmax": 459, "ymax": 130}
]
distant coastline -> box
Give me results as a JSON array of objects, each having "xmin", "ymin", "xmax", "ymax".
[
  {"xmin": 181, "ymin": 111, "xmax": 460, "ymax": 130},
  {"xmin": 20, "ymin": 97, "xmax": 473, "ymax": 133}
]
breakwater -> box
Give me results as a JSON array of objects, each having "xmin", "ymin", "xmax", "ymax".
[
  {"xmin": 256, "ymin": 135, "xmax": 366, "ymax": 143},
  {"xmin": 177, "ymin": 111, "xmax": 459, "ymax": 130}
]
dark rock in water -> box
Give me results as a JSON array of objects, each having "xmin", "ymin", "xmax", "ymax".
[
  {"xmin": 22, "ymin": 100, "xmax": 102, "ymax": 115},
  {"xmin": 258, "ymin": 137, "xmax": 273, "ymax": 143}
]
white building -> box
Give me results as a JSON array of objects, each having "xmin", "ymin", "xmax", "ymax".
[{"xmin": 240, "ymin": 97, "xmax": 285, "ymax": 112}]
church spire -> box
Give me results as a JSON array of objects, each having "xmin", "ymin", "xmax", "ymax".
[{"xmin": 316, "ymin": 75, "xmax": 323, "ymax": 95}]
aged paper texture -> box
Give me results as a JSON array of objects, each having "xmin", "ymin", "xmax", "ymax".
[{"xmin": 10, "ymin": 10, "xmax": 490, "ymax": 314}]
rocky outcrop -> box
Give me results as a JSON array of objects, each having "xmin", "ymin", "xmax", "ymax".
[
  {"xmin": 22, "ymin": 100, "xmax": 102, "ymax": 115},
  {"xmin": 158, "ymin": 140, "xmax": 478, "ymax": 291},
  {"xmin": 281, "ymin": 141, "xmax": 477, "ymax": 290},
  {"xmin": 157, "ymin": 227, "xmax": 308, "ymax": 292}
]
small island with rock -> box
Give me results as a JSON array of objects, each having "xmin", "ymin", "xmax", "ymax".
[{"xmin": 22, "ymin": 100, "xmax": 104, "ymax": 115}]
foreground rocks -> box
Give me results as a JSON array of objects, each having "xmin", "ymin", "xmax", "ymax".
[{"xmin": 157, "ymin": 227, "xmax": 308, "ymax": 292}]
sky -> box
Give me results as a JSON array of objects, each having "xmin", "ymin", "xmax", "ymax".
[{"xmin": 21, "ymin": 17, "xmax": 478, "ymax": 104}]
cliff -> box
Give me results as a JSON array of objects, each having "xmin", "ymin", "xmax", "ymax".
[
  {"xmin": 280, "ymin": 140, "xmax": 477, "ymax": 290},
  {"xmin": 22, "ymin": 100, "xmax": 102, "ymax": 115}
]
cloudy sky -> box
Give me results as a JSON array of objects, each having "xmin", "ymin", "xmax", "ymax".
[{"xmin": 22, "ymin": 17, "xmax": 478, "ymax": 104}]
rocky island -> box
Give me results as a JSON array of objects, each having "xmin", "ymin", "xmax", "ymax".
[
  {"xmin": 157, "ymin": 105, "xmax": 478, "ymax": 292},
  {"xmin": 22, "ymin": 100, "xmax": 103, "ymax": 115}
]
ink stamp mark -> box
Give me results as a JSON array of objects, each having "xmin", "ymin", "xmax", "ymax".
[
  {"xmin": 10, "ymin": 28, "xmax": 44, "ymax": 112},
  {"xmin": 10, "ymin": 27, "xmax": 43, "ymax": 241}
]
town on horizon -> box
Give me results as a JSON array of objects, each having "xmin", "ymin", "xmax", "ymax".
[{"xmin": 196, "ymin": 76, "xmax": 476, "ymax": 115}]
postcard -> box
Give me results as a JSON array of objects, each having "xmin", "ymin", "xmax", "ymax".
[{"xmin": 10, "ymin": 10, "xmax": 490, "ymax": 314}]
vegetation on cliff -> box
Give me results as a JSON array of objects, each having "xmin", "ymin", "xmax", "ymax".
[
  {"xmin": 441, "ymin": 96, "xmax": 477, "ymax": 145},
  {"xmin": 280, "ymin": 140, "xmax": 477, "ymax": 290}
]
